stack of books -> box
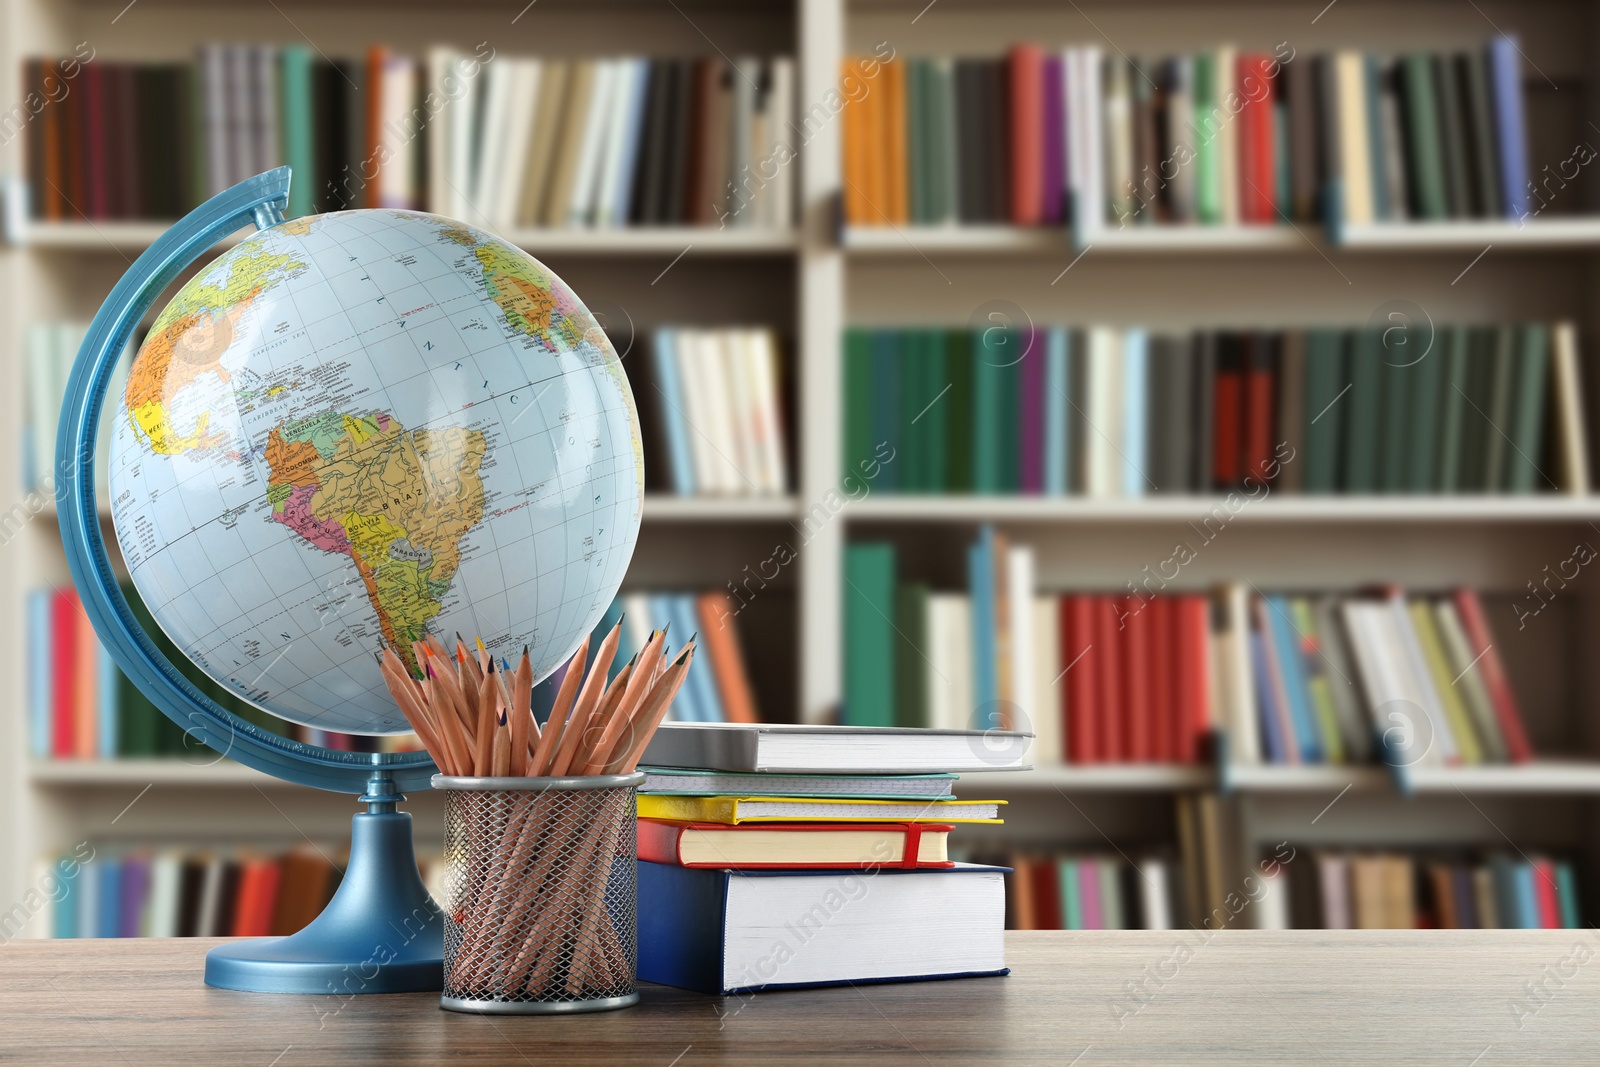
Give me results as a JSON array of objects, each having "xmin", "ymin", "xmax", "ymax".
[
  {"xmin": 843, "ymin": 321, "xmax": 1588, "ymax": 497},
  {"xmin": 841, "ymin": 35, "xmax": 1535, "ymax": 230},
  {"xmin": 1259, "ymin": 849, "xmax": 1581, "ymax": 929},
  {"xmin": 632, "ymin": 722, "xmax": 1031, "ymax": 994}
]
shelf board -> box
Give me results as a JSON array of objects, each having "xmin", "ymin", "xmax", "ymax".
[
  {"xmin": 842, "ymin": 226, "xmax": 1071, "ymax": 254},
  {"xmin": 19, "ymin": 222, "xmax": 798, "ymax": 256},
  {"xmin": 1406, "ymin": 760, "xmax": 1600, "ymax": 794},
  {"xmin": 1337, "ymin": 218, "xmax": 1600, "ymax": 251},
  {"xmin": 642, "ymin": 495, "xmax": 798, "ymax": 521},
  {"xmin": 964, "ymin": 765, "xmax": 1213, "ymax": 791},
  {"xmin": 845, "ymin": 495, "xmax": 1600, "ymax": 524},
  {"xmin": 1227, "ymin": 765, "xmax": 1396, "ymax": 793},
  {"xmin": 29, "ymin": 759, "xmax": 289, "ymax": 787}
]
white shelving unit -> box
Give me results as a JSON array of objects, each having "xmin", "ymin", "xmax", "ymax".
[{"xmin": 3, "ymin": 0, "xmax": 1600, "ymax": 935}]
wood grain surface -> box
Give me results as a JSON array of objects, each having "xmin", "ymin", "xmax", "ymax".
[{"xmin": 0, "ymin": 931, "xmax": 1591, "ymax": 1065}]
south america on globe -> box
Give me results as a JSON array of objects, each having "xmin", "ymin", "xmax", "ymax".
[{"xmin": 109, "ymin": 210, "xmax": 643, "ymax": 736}]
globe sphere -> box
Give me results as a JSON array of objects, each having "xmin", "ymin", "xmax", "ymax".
[{"xmin": 108, "ymin": 210, "xmax": 643, "ymax": 735}]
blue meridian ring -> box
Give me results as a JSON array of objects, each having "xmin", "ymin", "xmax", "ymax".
[{"xmin": 55, "ymin": 167, "xmax": 437, "ymax": 794}]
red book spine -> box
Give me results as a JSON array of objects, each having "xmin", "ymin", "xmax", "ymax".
[
  {"xmin": 1254, "ymin": 56, "xmax": 1278, "ymax": 220},
  {"xmin": 637, "ymin": 818, "xmax": 687, "ymax": 865},
  {"xmin": 1451, "ymin": 589, "xmax": 1533, "ymax": 761},
  {"xmin": 1031, "ymin": 859, "xmax": 1061, "ymax": 930},
  {"xmin": 1174, "ymin": 596, "xmax": 1212, "ymax": 764},
  {"xmin": 1236, "ymin": 54, "xmax": 1277, "ymax": 222},
  {"xmin": 233, "ymin": 860, "xmax": 283, "ymax": 937},
  {"xmin": 1534, "ymin": 860, "xmax": 1561, "ymax": 929},
  {"xmin": 1212, "ymin": 340, "xmax": 1242, "ymax": 489},
  {"xmin": 1008, "ymin": 45, "xmax": 1045, "ymax": 225},
  {"xmin": 1096, "ymin": 596, "xmax": 1124, "ymax": 762},
  {"xmin": 1062, "ymin": 596, "xmax": 1099, "ymax": 763},
  {"xmin": 1120, "ymin": 596, "xmax": 1151, "ymax": 761},
  {"xmin": 1243, "ymin": 336, "xmax": 1275, "ymax": 481},
  {"xmin": 50, "ymin": 591, "xmax": 77, "ymax": 758},
  {"xmin": 1147, "ymin": 596, "xmax": 1174, "ymax": 763}
]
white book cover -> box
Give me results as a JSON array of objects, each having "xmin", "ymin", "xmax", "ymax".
[
  {"xmin": 1085, "ymin": 327, "xmax": 1123, "ymax": 497},
  {"xmin": 925, "ymin": 596, "xmax": 952, "ymax": 732},
  {"xmin": 567, "ymin": 61, "xmax": 617, "ymax": 225},
  {"xmin": 723, "ymin": 330, "xmax": 763, "ymax": 491},
  {"xmin": 1140, "ymin": 859, "xmax": 1174, "ymax": 931},
  {"xmin": 146, "ymin": 851, "xmax": 183, "ymax": 938},
  {"xmin": 1318, "ymin": 853, "xmax": 1351, "ymax": 929},
  {"xmin": 448, "ymin": 52, "xmax": 480, "ymax": 221},
  {"xmin": 594, "ymin": 58, "xmax": 643, "ymax": 227},
  {"xmin": 1254, "ymin": 866, "xmax": 1291, "ymax": 930},
  {"xmin": 1031, "ymin": 596, "xmax": 1062, "ymax": 766},
  {"xmin": 747, "ymin": 329, "xmax": 788, "ymax": 493},
  {"xmin": 1222, "ymin": 582, "xmax": 1260, "ymax": 764},
  {"xmin": 494, "ymin": 59, "xmax": 543, "ymax": 225},
  {"xmin": 674, "ymin": 331, "xmax": 720, "ymax": 494},
  {"xmin": 1214, "ymin": 46, "xmax": 1240, "ymax": 226},
  {"xmin": 1383, "ymin": 594, "xmax": 1458, "ymax": 764},
  {"xmin": 25, "ymin": 324, "xmax": 54, "ymax": 491},
  {"xmin": 932, "ymin": 594, "xmax": 974, "ymax": 731},
  {"xmin": 425, "ymin": 48, "xmax": 456, "ymax": 214},
  {"xmin": 1007, "ymin": 546, "xmax": 1035, "ymax": 737},
  {"xmin": 1341, "ymin": 601, "xmax": 1444, "ymax": 767},
  {"xmin": 1334, "ymin": 51, "xmax": 1373, "ymax": 226},
  {"xmin": 378, "ymin": 53, "xmax": 420, "ymax": 211},
  {"xmin": 196, "ymin": 856, "xmax": 224, "ymax": 937},
  {"xmin": 199, "ymin": 44, "xmax": 229, "ymax": 196},
  {"xmin": 471, "ymin": 56, "xmax": 516, "ymax": 223},
  {"xmin": 224, "ymin": 44, "xmax": 252, "ymax": 185},
  {"xmin": 701, "ymin": 331, "xmax": 748, "ymax": 493}
]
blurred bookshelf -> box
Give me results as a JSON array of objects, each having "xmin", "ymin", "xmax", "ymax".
[{"xmin": 3, "ymin": 0, "xmax": 1600, "ymax": 939}]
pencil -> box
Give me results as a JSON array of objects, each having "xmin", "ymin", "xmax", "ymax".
[
  {"xmin": 530, "ymin": 633, "xmax": 588, "ymax": 775},
  {"xmin": 547, "ymin": 620, "xmax": 623, "ymax": 776}
]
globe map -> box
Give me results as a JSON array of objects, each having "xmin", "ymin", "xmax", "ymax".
[{"xmin": 108, "ymin": 210, "xmax": 643, "ymax": 735}]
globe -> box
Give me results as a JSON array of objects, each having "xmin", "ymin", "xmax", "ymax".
[{"xmin": 106, "ymin": 208, "xmax": 644, "ymax": 736}]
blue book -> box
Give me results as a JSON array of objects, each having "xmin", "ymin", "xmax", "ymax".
[
  {"xmin": 1514, "ymin": 863, "xmax": 1541, "ymax": 930},
  {"xmin": 1266, "ymin": 596, "xmax": 1322, "ymax": 763},
  {"xmin": 27, "ymin": 589, "xmax": 50, "ymax": 758},
  {"xmin": 52, "ymin": 859, "xmax": 76, "ymax": 939},
  {"xmin": 97, "ymin": 860, "xmax": 121, "ymax": 938},
  {"xmin": 652, "ymin": 329, "xmax": 696, "ymax": 495},
  {"xmin": 1556, "ymin": 862, "xmax": 1580, "ymax": 929},
  {"xmin": 677, "ymin": 594, "xmax": 725, "ymax": 723},
  {"xmin": 1488, "ymin": 36, "xmax": 1530, "ymax": 218},
  {"xmin": 1121, "ymin": 329, "xmax": 1147, "ymax": 497},
  {"xmin": 968, "ymin": 527, "xmax": 997, "ymax": 728},
  {"xmin": 1251, "ymin": 631, "xmax": 1290, "ymax": 764},
  {"xmin": 654, "ymin": 594, "xmax": 711, "ymax": 721},
  {"xmin": 97, "ymin": 641, "xmax": 118, "ymax": 759},
  {"xmin": 1044, "ymin": 328, "xmax": 1069, "ymax": 495},
  {"xmin": 637, "ymin": 860, "xmax": 1010, "ymax": 995}
]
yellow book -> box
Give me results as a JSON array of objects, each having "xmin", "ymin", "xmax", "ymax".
[
  {"xmin": 636, "ymin": 794, "xmax": 1005, "ymax": 825},
  {"xmin": 1408, "ymin": 601, "xmax": 1483, "ymax": 764}
]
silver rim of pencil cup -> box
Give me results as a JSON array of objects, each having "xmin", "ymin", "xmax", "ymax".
[
  {"xmin": 440, "ymin": 992, "xmax": 641, "ymax": 1015},
  {"xmin": 431, "ymin": 773, "xmax": 646, "ymax": 792}
]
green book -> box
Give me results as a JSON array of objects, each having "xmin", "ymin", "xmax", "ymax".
[
  {"xmin": 929, "ymin": 60, "xmax": 956, "ymax": 223},
  {"xmin": 1292, "ymin": 598, "xmax": 1346, "ymax": 764},
  {"xmin": 973, "ymin": 329, "xmax": 1003, "ymax": 493},
  {"xmin": 1343, "ymin": 330, "xmax": 1384, "ymax": 492},
  {"xmin": 843, "ymin": 329, "xmax": 872, "ymax": 484},
  {"xmin": 947, "ymin": 330, "xmax": 975, "ymax": 492},
  {"xmin": 1407, "ymin": 331, "xmax": 1444, "ymax": 491},
  {"xmin": 280, "ymin": 45, "xmax": 316, "ymax": 219},
  {"xmin": 1435, "ymin": 327, "xmax": 1470, "ymax": 491},
  {"xmin": 906, "ymin": 59, "xmax": 929, "ymax": 224},
  {"xmin": 1098, "ymin": 862, "xmax": 1125, "ymax": 930},
  {"xmin": 1556, "ymin": 862, "xmax": 1581, "ymax": 929},
  {"xmin": 1459, "ymin": 327, "xmax": 1497, "ymax": 490},
  {"xmin": 893, "ymin": 582, "xmax": 930, "ymax": 729},
  {"xmin": 1303, "ymin": 328, "xmax": 1346, "ymax": 493},
  {"xmin": 1505, "ymin": 323, "xmax": 1551, "ymax": 493},
  {"xmin": 1432, "ymin": 54, "xmax": 1472, "ymax": 218},
  {"xmin": 1482, "ymin": 325, "xmax": 1517, "ymax": 492},
  {"xmin": 1192, "ymin": 53, "xmax": 1220, "ymax": 224},
  {"xmin": 1059, "ymin": 860, "xmax": 1083, "ymax": 930},
  {"xmin": 1461, "ymin": 53, "xmax": 1502, "ymax": 217},
  {"xmin": 1377, "ymin": 357, "xmax": 1410, "ymax": 493},
  {"xmin": 843, "ymin": 543, "xmax": 897, "ymax": 727},
  {"xmin": 897, "ymin": 331, "xmax": 925, "ymax": 492},
  {"xmin": 1401, "ymin": 53, "xmax": 1449, "ymax": 220},
  {"xmin": 997, "ymin": 332, "xmax": 1021, "ymax": 493},
  {"xmin": 870, "ymin": 331, "xmax": 903, "ymax": 492},
  {"xmin": 923, "ymin": 330, "xmax": 951, "ymax": 491}
]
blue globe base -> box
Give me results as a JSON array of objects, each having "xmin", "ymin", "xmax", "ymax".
[{"xmin": 205, "ymin": 780, "xmax": 443, "ymax": 994}]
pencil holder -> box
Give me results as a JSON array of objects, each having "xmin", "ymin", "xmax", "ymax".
[{"xmin": 433, "ymin": 773, "xmax": 644, "ymax": 1014}]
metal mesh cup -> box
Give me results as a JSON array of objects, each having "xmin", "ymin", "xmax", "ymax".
[{"xmin": 433, "ymin": 773, "xmax": 644, "ymax": 1014}]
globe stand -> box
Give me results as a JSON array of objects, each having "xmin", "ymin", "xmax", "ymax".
[{"xmin": 205, "ymin": 765, "xmax": 444, "ymax": 994}]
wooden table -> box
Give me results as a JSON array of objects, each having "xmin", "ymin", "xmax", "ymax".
[{"xmin": 0, "ymin": 932, "xmax": 1591, "ymax": 1064}]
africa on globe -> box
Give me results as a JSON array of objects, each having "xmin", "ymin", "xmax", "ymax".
[{"xmin": 108, "ymin": 209, "xmax": 644, "ymax": 736}]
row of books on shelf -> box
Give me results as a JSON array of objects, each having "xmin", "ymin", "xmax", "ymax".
[
  {"xmin": 998, "ymin": 852, "xmax": 1176, "ymax": 930},
  {"xmin": 1259, "ymin": 850, "xmax": 1581, "ymax": 930},
  {"xmin": 33, "ymin": 844, "xmax": 449, "ymax": 939},
  {"xmin": 23, "ymin": 46, "xmax": 795, "ymax": 229},
  {"xmin": 844, "ymin": 322, "xmax": 1588, "ymax": 497},
  {"xmin": 843, "ymin": 526, "xmax": 1534, "ymax": 767},
  {"xmin": 30, "ymin": 586, "xmax": 761, "ymax": 761},
  {"xmin": 642, "ymin": 328, "xmax": 791, "ymax": 497},
  {"xmin": 841, "ymin": 35, "xmax": 1537, "ymax": 231}
]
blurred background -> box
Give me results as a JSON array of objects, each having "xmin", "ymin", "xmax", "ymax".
[{"xmin": 0, "ymin": 0, "xmax": 1597, "ymax": 940}]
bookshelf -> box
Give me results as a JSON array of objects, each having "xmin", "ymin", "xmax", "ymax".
[{"xmin": 4, "ymin": 0, "xmax": 1600, "ymax": 936}]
